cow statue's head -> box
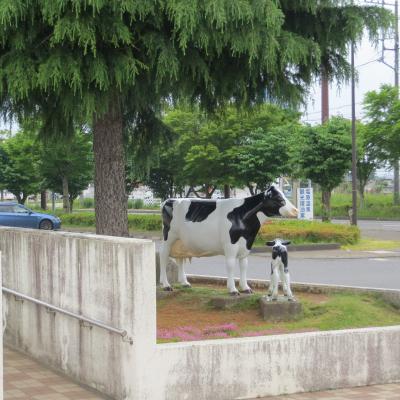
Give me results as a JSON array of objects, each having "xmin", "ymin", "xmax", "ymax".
[{"xmin": 261, "ymin": 186, "xmax": 298, "ymax": 218}]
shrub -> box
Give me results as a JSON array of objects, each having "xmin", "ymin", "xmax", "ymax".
[
  {"xmin": 59, "ymin": 212, "xmax": 162, "ymax": 231},
  {"xmin": 128, "ymin": 199, "xmax": 145, "ymax": 209},
  {"xmin": 258, "ymin": 219, "xmax": 360, "ymax": 245},
  {"xmin": 80, "ymin": 198, "xmax": 94, "ymax": 208}
]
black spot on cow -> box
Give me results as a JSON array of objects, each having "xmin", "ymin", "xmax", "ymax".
[
  {"xmin": 227, "ymin": 188, "xmax": 286, "ymax": 250},
  {"xmin": 162, "ymin": 200, "xmax": 175, "ymax": 240},
  {"xmin": 185, "ymin": 200, "xmax": 217, "ymax": 223}
]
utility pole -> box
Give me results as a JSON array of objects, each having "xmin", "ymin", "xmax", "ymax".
[
  {"xmin": 394, "ymin": 0, "xmax": 399, "ymax": 205},
  {"xmin": 321, "ymin": 68, "xmax": 329, "ymax": 123},
  {"xmin": 351, "ymin": 38, "xmax": 358, "ymax": 226}
]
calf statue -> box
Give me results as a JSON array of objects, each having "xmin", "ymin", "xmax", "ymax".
[
  {"xmin": 160, "ymin": 185, "xmax": 298, "ymax": 295},
  {"xmin": 266, "ymin": 239, "xmax": 294, "ymax": 301}
]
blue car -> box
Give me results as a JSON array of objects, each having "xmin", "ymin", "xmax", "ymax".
[{"xmin": 0, "ymin": 202, "xmax": 61, "ymax": 230}]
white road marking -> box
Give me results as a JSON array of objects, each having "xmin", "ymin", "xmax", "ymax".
[
  {"xmin": 369, "ymin": 258, "xmax": 390, "ymax": 262},
  {"xmin": 367, "ymin": 250, "xmax": 398, "ymax": 254}
]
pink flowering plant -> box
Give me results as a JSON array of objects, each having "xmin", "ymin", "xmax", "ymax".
[{"xmin": 158, "ymin": 323, "xmax": 238, "ymax": 342}]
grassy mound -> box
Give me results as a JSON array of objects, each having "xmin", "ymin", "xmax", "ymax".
[{"xmin": 157, "ymin": 285, "xmax": 400, "ymax": 342}]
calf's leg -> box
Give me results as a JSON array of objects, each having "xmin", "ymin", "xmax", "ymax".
[
  {"xmin": 270, "ymin": 263, "xmax": 280, "ymax": 300},
  {"xmin": 280, "ymin": 267, "xmax": 294, "ymax": 300},
  {"xmin": 239, "ymin": 257, "xmax": 252, "ymax": 293}
]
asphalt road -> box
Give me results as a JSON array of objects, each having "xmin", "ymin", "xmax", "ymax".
[{"xmin": 184, "ymin": 251, "xmax": 400, "ymax": 290}]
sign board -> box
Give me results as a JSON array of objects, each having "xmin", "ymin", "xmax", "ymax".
[{"xmin": 297, "ymin": 187, "xmax": 313, "ymax": 220}]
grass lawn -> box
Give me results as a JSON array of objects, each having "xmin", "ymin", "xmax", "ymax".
[
  {"xmin": 157, "ymin": 285, "xmax": 400, "ymax": 343},
  {"xmin": 314, "ymin": 192, "xmax": 400, "ymax": 220},
  {"xmin": 342, "ymin": 238, "xmax": 400, "ymax": 251}
]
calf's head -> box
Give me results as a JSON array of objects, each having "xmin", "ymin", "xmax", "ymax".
[{"xmin": 266, "ymin": 238, "xmax": 291, "ymax": 247}]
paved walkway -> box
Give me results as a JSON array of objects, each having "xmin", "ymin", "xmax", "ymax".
[
  {"xmin": 4, "ymin": 347, "xmax": 400, "ymax": 399},
  {"xmin": 4, "ymin": 347, "xmax": 105, "ymax": 400},
  {"xmin": 258, "ymin": 383, "xmax": 400, "ymax": 399}
]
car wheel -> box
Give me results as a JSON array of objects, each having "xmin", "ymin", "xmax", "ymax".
[{"xmin": 39, "ymin": 219, "xmax": 53, "ymax": 230}]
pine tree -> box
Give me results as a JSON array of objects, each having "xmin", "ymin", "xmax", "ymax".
[{"xmin": 0, "ymin": 0, "xmax": 392, "ymax": 236}]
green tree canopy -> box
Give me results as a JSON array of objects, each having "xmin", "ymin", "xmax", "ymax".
[
  {"xmin": 294, "ymin": 117, "xmax": 352, "ymax": 221},
  {"xmin": 0, "ymin": 132, "xmax": 41, "ymax": 204},
  {"xmin": 39, "ymin": 132, "xmax": 93, "ymax": 212},
  {"xmin": 0, "ymin": 0, "xmax": 392, "ymax": 235},
  {"xmin": 363, "ymin": 84, "xmax": 400, "ymax": 205}
]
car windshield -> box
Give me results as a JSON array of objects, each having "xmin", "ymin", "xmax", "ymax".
[
  {"xmin": 0, "ymin": 205, "xmax": 14, "ymax": 212},
  {"xmin": 12, "ymin": 205, "xmax": 31, "ymax": 214}
]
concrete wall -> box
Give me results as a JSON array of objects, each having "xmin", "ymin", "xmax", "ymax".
[
  {"xmin": 1, "ymin": 227, "xmax": 399, "ymax": 400},
  {"xmin": 0, "ymin": 227, "xmax": 156, "ymax": 399},
  {"xmin": 0, "ymin": 252, "xmax": 3, "ymax": 398},
  {"xmin": 153, "ymin": 326, "xmax": 400, "ymax": 400}
]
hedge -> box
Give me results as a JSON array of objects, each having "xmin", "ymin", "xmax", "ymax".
[
  {"xmin": 258, "ymin": 219, "xmax": 360, "ymax": 245},
  {"xmin": 60, "ymin": 212, "xmax": 359, "ymax": 244},
  {"xmin": 59, "ymin": 212, "xmax": 162, "ymax": 231}
]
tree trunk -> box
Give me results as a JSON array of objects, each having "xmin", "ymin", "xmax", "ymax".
[
  {"xmin": 224, "ymin": 184, "xmax": 230, "ymax": 199},
  {"xmin": 69, "ymin": 195, "xmax": 74, "ymax": 212},
  {"xmin": 15, "ymin": 193, "xmax": 23, "ymax": 204},
  {"xmin": 321, "ymin": 66, "xmax": 329, "ymax": 123},
  {"xmin": 93, "ymin": 102, "xmax": 129, "ymax": 237},
  {"xmin": 247, "ymin": 184, "xmax": 255, "ymax": 196},
  {"xmin": 62, "ymin": 176, "xmax": 70, "ymax": 213},
  {"xmin": 0, "ymin": 190, "xmax": 3, "ymax": 201},
  {"xmin": 394, "ymin": 159, "xmax": 399, "ymax": 205},
  {"xmin": 40, "ymin": 191, "xmax": 47, "ymax": 210},
  {"xmin": 321, "ymin": 190, "xmax": 331, "ymax": 222},
  {"xmin": 358, "ymin": 187, "xmax": 365, "ymax": 209}
]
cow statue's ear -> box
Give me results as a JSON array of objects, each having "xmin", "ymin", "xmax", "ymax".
[
  {"xmin": 282, "ymin": 240, "xmax": 291, "ymax": 245},
  {"xmin": 266, "ymin": 241, "xmax": 275, "ymax": 246}
]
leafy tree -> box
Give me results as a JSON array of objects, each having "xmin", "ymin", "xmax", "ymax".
[
  {"xmin": 356, "ymin": 122, "xmax": 384, "ymax": 208},
  {"xmin": 295, "ymin": 117, "xmax": 352, "ymax": 221},
  {"xmin": 39, "ymin": 132, "xmax": 93, "ymax": 212},
  {"xmin": 363, "ymin": 84, "xmax": 400, "ymax": 205},
  {"xmin": 162, "ymin": 104, "xmax": 299, "ymax": 197},
  {"xmin": 0, "ymin": 1, "xmax": 391, "ymax": 235},
  {"xmin": 0, "ymin": 132, "xmax": 41, "ymax": 204},
  {"xmin": 236, "ymin": 125, "xmax": 295, "ymax": 195}
]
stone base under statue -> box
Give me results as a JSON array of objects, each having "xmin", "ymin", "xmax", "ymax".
[
  {"xmin": 210, "ymin": 294, "xmax": 252, "ymax": 310},
  {"xmin": 259, "ymin": 296, "xmax": 303, "ymax": 322}
]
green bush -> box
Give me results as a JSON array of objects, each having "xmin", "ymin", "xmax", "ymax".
[
  {"xmin": 258, "ymin": 219, "xmax": 360, "ymax": 245},
  {"xmin": 59, "ymin": 212, "xmax": 359, "ymax": 244},
  {"xmin": 59, "ymin": 212, "xmax": 162, "ymax": 231},
  {"xmin": 128, "ymin": 199, "xmax": 144, "ymax": 209},
  {"xmin": 79, "ymin": 198, "xmax": 94, "ymax": 208}
]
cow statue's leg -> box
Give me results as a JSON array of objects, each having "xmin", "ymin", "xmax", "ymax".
[
  {"xmin": 176, "ymin": 258, "xmax": 191, "ymax": 287},
  {"xmin": 239, "ymin": 257, "xmax": 253, "ymax": 294},
  {"xmin": 225, "ymin": 256, "xmax": 239, "ymax": 295},
  {"xmin": 160, "ymin": 239, "xmax": 174, "ymax": 291},
  {"xmin": 279, "ymin": 264, "xmax": 294, "ymax": 300}
]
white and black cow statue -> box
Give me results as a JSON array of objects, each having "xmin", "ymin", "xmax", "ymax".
[
  {"xmin": 160, "ymin": 185, "xmax": 298, "ymax": 295},
  {"xmin": 266, "ymin": 239, "xmax": 294, "ymax": 301}
]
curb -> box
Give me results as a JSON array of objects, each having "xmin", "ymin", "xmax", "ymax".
[{"xmin": 251, "ymin": 243, "xmax": 341, "ymax": 253}]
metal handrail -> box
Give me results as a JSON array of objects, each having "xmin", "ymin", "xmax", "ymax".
[{"xmin": 2, "ymin": 287, "xmax": 133, "ymax": 344}]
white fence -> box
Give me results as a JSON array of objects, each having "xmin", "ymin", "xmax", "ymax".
[{"xmin": 1, "ymin": 227, "xmax": 400, "ymax": 399}]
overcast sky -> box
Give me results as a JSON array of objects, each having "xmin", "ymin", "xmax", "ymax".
[{"xmin": 301, "ymin": 35, "xmax": 395, "ymax": 125}]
